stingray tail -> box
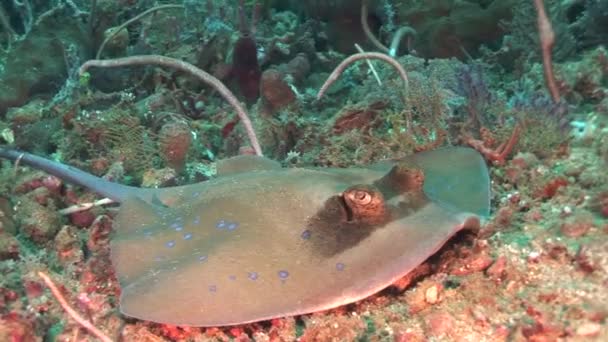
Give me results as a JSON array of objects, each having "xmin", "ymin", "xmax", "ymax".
[{"xmin": 0, "ymin": 146, "xmax": 137, "ymax": 202}]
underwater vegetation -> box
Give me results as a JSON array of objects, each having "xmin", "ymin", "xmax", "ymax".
[{"xmin": 0, "ymin": 0, "xmax": 607, "ymax": 341}]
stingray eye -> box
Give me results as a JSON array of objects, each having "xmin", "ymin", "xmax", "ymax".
[
  {"xmin": 341, "ymin": 186, "xmax": 387, "ymax": 224},
  {"xmin": 353, "ymin": 190, "xmax": 372, "ymax": 205}
]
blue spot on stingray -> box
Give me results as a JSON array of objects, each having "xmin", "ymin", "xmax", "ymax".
[
  {"xmin": 171, "ymin": 222, "xmax": 183, "ymax": 231},
  {"xmin": 143, "ymin": 229, "xmax": 153, "ymax": 237},
  {"xmin": 208, "ymin": 285, "xmax": 217, "ymax": 292},
  {"xmin": 248, "ymin": 272, "xmax": 259, "ymax": 280},
  {"xmin": 216, "ymin": 219, "xmax": 239, "ymax": 231},
  {"xmin": 336, "ymin": 262, "xmax": 345, "ymax": 271},
  {"xmin": 193, "ymin": 215, "xmax": 200, "ymax": 225},
  {"xmin": 165, "ymin": 240, "xmax": 176, "ymax": 248},
  {"xmin": 300, "ymin": 229, "xmax": 311, "ymax": 240},
  {"xmin": 183, "ymin": 233, "xmax": 193, "ymax": 240},
  {"xmin": 192, "ymin": 191, "xmax": 200, "ymax": 198},
  {"xmin": 154, "ymin": 255, "xmax": 164, "ymax": 262},
  {"xmin": 198, "ymin": 255, "xmax": 208, "ymax": 263},
  {"xmin": 278, "ymin": 270, "xmax": 289, "ymax": 280}
]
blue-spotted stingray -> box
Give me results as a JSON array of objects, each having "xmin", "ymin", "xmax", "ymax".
[{"xmin": 0, "ymin": 146, "xmax": 490, "ymax": 326}]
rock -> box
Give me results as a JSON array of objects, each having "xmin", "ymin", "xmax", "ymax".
[
  {"xmin": 576, "ymin": 322, "xmax": 601, "ymax": 337},
  {"xmin": 16, "ymin": 198, "xmax": 62, "ymax": 244},
  {"xmin": 425, "ymin": 312, "xmax": 454, "ymax": 338},
  {"xmin": 260, "ymin": 69, "xmax": 296, "ymax": 115},
  {"xmin": 0, "ymin": 232, "xmax": 19, "ymax": 260},
  {"xmin": 0, "ymin": 7, "xmax": 89, "ymax": 116},
  {"xmin": 0, "ymin": 313, "xmax": 39, "ymax": 342},
  {"xmin": 424, "ymin": 283, "xmax": 441, "ymax": 304},
  {"xmin": 560, "ymin": 211, "xmax": 594, "ymax": 238},
  {"xmin": 54, "ymin": 225, "xmax": 84, "ymax": 269},
  {"xmin": 141, "ymin": 168, "xmax": 177, "ymax": 188}
]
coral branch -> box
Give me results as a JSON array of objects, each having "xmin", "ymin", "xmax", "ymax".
[
  {"xmin": 389, "ymin": 26, "xmax": 417, "ymax": 57},
  {"xmin": 361, "ymin": 0, "xmax": 389, "ymax": 53},
  {"xmin": 58, "ymin": 197, "xmax": 114, "ymax": 215},
  {"xmin": 532, "ymin": 0, "xmax": 560, "ymax": 103},
  {"xmin": 316, "ymin": 52, "xmax": 409, "ymax": 100},
  {"xmin": 96, "ymin": 4, "xmax": 185, "ymax": 59},
  {"xmin": 361, "ymin": 0, "xmax": 416, "ymax": 57},
  {"xmin": 38, "ymin": 271, "xmax": 113, "ymax": 342},
  {"xmin": 463, "ymin": 125, "xmax": 521, "ymax": 166},
  {"xmin": 354, "ymin": 43, "xmax": 382, "ymax": 86},
  {"xmin": 80, "ymin": 55, "xmax": 263, "ymax": 156}
]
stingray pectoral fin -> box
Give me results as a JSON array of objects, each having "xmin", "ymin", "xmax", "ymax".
[
  {"xmin": 311, "ymin": 202, "xmax": 481, "ymax": 312},
  {"xmin": 113, "ymin": 196, "xmax": 169, "ymax": 233},
  {"xmin": 411, "ymin": 147, "xmax": 491, "ymax": 218},
  {"xmin": 216, "ymin": 155, "xmax": 281, "ymax": 176},
  {"xmin": 111, "ymin": 195, "xmax": 188, "ymax": 285},
  {"xmin": 116, "ymin": 199, "xmax": 479, "ymax": 327}
]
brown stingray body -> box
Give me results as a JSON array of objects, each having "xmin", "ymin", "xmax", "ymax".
[
  {"xmin": 0, "ymin": 145, "xmax": 490, "ymax": 327},
  {"xmin": 111, "ymin": 147, "xmax": 490, "ymax": 326}
]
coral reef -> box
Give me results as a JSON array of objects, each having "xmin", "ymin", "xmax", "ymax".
[{"xmin": 0, "ymin": 0, "xmax": 607, "ymax": 340}]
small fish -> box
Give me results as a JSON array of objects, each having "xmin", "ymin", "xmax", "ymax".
[{"xmin": 0, "ymin": 146, "xmax": 489, "ymax": 326}]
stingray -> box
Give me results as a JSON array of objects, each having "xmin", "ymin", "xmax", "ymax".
[{"xmin": 0, "ymin": 146, "xmax": 490, "ymax": 327}]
